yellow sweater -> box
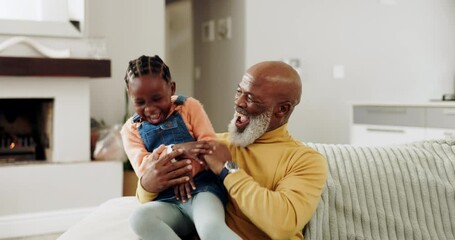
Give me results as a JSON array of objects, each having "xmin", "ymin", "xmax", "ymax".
[{"xmin": 137, "ymin": 124, "xmax": 327, "ymax": 239}]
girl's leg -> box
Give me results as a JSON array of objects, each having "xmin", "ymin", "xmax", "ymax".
[
  {"xmin": 129, "ymin": 201, "xmax": 195, "ymax": 240},
  {"xmin": 184, "ymin": 192, "xmax": 241, "ymax": 240}
]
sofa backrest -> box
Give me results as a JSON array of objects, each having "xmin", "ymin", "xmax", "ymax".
[{"xmin": 304, "ymin": 138, "xmax": 455, "ymax": 240}]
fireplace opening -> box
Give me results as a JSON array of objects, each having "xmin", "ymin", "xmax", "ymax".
[{"xmin": 0, "ymin": 98, "xmax": 53, "ymax": 163}]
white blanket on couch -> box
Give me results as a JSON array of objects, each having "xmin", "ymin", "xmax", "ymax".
[{"xmin": 304, "ymin": 138, "xmax": 455, "ymax": 240}]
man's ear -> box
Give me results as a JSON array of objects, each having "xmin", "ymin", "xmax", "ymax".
[{"xmin": 275, "ymin": 102, "xmax": 291, "ymax": 117}]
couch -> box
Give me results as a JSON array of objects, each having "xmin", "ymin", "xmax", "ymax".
[{"xmin": 58, "ymin": 138, "xmax": 455, "ymax": 239}]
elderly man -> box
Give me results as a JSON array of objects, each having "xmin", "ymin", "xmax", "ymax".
[{"xmin": 133, "ymin": 61, "xmax": 327, "ymax": 239}]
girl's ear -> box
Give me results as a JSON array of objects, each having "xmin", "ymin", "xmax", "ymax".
[{"xmin": 170, "ymin": 81, "xmax": 176, "ymax": 95}]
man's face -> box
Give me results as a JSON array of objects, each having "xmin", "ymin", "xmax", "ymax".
[{"xmin": 228, "ymin": 73, "xmax": 274, "ymax": 147}]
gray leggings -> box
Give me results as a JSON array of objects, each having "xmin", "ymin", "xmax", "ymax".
[{"xmin": 129, "ymin": 192, "xmax": 240, "ymax": 240}]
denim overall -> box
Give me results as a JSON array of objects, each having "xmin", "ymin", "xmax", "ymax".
[{"xmin": 133, "ymin": 96, "xmax": 227, "ymax": 205}]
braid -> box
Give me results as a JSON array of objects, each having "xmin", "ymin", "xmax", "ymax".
[{"xmin": 124, "ymin": 55, "xmax": 172, "ymax": 87}]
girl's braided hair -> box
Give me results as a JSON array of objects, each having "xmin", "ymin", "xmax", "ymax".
[{"xmin": 124, "ymin": 55, "xmax": 171, "ymax": 87}]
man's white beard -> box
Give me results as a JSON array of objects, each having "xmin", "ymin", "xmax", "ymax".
[{"xmin": 228, "ymin": 109, "xmax": 272, "ymax": 147}]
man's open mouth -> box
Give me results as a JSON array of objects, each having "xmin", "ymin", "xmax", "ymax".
[{"xmin": 235, "ymin": 112, "xmax": 250, "ymax": 130}]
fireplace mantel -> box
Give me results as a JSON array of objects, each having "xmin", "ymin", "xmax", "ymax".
[{"xmin": 0, "ymin": 56, "xmax": 111, "ymax": 78}]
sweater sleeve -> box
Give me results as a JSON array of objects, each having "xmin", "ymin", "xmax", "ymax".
[
  {"xmin": 136, "ymin": 178, "xmax": 159, "ymax": 203},
  {"xmin": 179, "ymin": 97, "xmax": 216, "ymax": 141},
  {"xmin": 120, "ymin": 118, "xmax": 152, "ymax": 177},
  {"xmin": 224, "ymin": 151, "xmax": 328, "ymax": 239}
]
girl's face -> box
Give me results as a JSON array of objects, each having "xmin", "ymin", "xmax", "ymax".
[{"xmin": 128, "ymin": 75, "xmax": 175, "ymax": 124}]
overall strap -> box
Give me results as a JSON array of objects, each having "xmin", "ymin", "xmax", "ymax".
[
  {"xmin": 132, "ymin": 113, "xmax": 141, "ymax": 123},
  {"xmin": 174, "ymin": 95, "xmax": 188, "ymax": 106}
]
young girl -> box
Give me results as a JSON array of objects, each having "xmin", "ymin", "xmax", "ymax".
[{"xmin": 120, "ymin": 55, "xmax": 239, "ymax": 239}]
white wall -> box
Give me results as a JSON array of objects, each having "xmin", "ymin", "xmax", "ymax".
[
  {"xmin": 192, "ymin": 0, "xmax": 455, "ymax": 143},
  {"xmin": 87, "ymin": 0, "xmax": 165, "ymax": 125},
  {"xmin": 0, "ymin": 161, "xmax": 122, "ymax": 238},
  {"xmin": 244, "ymin": 0, "xmax": 455, "ymax": 144}
]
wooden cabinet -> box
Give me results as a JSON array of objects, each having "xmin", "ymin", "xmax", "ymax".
[{"xmin": 351, "ymin": 103, "xmax": 455, "ymax": 146}]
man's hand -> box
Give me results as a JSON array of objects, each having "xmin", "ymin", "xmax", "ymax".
[
  {"xmin": 202, "ymin": 141, "xmax": 231, "ymax": 175},
  {"xmin": 140, "ymin": 148, "xmax": 193, "ymax": 193}
]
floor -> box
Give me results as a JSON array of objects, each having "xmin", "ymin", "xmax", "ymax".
[{"xmin": 4, "ymin": 233, "xmax": 63, "ymax": 240}]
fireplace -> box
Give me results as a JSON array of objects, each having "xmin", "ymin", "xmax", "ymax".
[
  {"xmin": 0, "ymin": 57, "xmax": 111, "ymax": 163},
  {"xmin": 0, "ymin": 98, "xmax": 53, "ymax": 163}
]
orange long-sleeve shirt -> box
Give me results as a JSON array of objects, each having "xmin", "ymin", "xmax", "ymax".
[{"xmin": 120, "ymin": 95, "xmax": 216, "ymax": 177}]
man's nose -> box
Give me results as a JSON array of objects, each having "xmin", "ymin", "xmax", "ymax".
[{"xmin": 234, "ymin": 94, "xmax": 247, "ymax": 108}]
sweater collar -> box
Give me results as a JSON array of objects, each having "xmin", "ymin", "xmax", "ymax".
[{"xmin": 254, "ymin": 123, "xmax": 290, "ymax": 144}]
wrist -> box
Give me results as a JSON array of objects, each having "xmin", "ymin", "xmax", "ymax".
[
  {"xmin": 214, "ymin": 162, "xmax": 225, "ymax": 175},
  {"xmin": 137, "ymin": 177, "xmax": 159, "ymax": 203},
  {"xmin": 218, "ymin": 161, "xmax": 239, "ymax": 182},
  {"xmin": 139, "ymin": 175, "xmax": 154, "ymax": 193}
]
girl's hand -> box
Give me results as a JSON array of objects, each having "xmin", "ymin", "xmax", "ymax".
[
  {"xmin": 174, "ymin": 180, "xmax": 196, "ymax": 202},
  {"xmin": 173, "ymin": 141, "xmax": 215, "ymax": 164},
  {"xmin": 200, "ymin": 141, "xmax": 230, "ymax": 175}
]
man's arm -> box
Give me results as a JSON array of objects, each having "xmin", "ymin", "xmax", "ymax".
[
  {"xmin": 225, "ymin": 154, "xmax": 326, "ymax": 239},
  {"xmin": 203, "ymin": 142, "xmax": 328, "ymax": 239}
]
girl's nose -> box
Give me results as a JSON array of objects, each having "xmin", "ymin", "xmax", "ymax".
[{"xmin": 144, "ymin": 104, "xmax": 154, "ymax": 115}]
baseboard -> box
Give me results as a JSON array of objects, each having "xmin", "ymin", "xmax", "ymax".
[{"xmin": 0, "ymin": 207, "xmax": 96, "ymax": 239}]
